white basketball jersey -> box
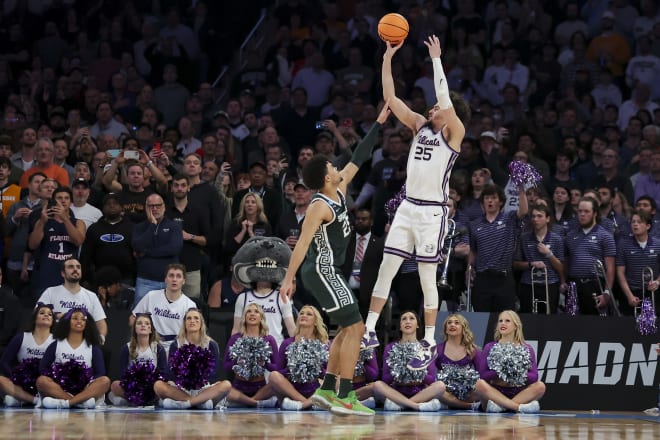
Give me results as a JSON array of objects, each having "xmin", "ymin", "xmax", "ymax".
[
  {"xmin": 132, "ymin": 289, "xmax": 197, "ymax": 351},
  {"xmin": 405, "ymin": 126, "xmax": 458, "ymax": 202},
  {"xmin": 54, "ymin": 339, "xmax": 93, "ymax": 365},
  {"xmin": 17, "ymin": 332, "xmax": 54, "ymax": 362}
]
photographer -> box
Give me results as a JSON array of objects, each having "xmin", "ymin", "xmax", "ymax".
[{"xmin": 101, "ymin": 148, "xmax": 168, "ymax": 223}]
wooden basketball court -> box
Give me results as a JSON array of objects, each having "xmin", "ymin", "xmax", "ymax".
[{"xmin": 1, "ymin": 407, "xmax": 658, "ymax": 439}]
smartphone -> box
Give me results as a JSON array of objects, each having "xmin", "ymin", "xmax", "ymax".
[
  {"xmin": 47, "ymin": 199, "xmax": 57, "ymax": 209},
  {"xmin": 315, "ymin": 121, "xmax": 325, "ymax": 130},
  {"xmin": 107, "ymin": 149, "xmax": 121, "ymax": 158},
  {"xmin": 152, "ymin": 143, "xmax": 162, "ymax": 157},
  {"xmin": 124, "ymin": 150, "xmax": 140, "ymax": 160}
]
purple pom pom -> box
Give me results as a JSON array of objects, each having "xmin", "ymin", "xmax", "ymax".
[
  {"xmin": 47, "ymin": 361, "xmax": 94, "ymax": 395},
  {"xmin": 10, "ymin": 358, "xmax": 41, "ymax": 396},
  {"xmin": 636, "ymin": 298, "xmax": 657, "ymax": 336},
  {"xmin": 169, "ymin": 344, "xmax": 216, "ymax": 391},
  {"xmin": 566, "ymin": 281, "xmax": 579, "ymax": 316},
  {"xmin": 120, "ymin": 360, "xmax": 163, "ymax": 406},
  {"xmin": 508, "ymin": 161, "xmax": 542, "ymax": 188},
  {"xmin": 385, "ymin": 184, "xmax": 406, "ymax": 222}
]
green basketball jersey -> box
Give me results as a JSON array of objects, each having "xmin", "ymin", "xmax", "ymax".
[{"xmin": 305, "ymin": 190, "xmax": 351, "ymax": 267}]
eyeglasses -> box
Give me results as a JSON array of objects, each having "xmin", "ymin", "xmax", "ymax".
[{"xmin": 146, "ymin": 203, "xmax": 164, "ymax": 209}]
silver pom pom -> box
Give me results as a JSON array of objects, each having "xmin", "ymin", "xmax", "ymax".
[
  {"xmin": 229, "ymin": 336, "xmax": 273, "ymax": 379},
  {"xmin": 486, "ymin": 343, "xmax": 531, "ymax": 386},
  {"xmin": 285, "ymin": 338, "xmax": 329, "ymax": 383},
  {"xmin": 354, "ymin": 347, "xmax": 375, "ymax": 377},
  {"xmin": 437, "ymin": 364, "xmax": 480, "ymax": 401},
  {"xmin": 386, "ymin": 342, "xmax": 426, "ymax": 384}
]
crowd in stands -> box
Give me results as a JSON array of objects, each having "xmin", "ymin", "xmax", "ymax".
[{"xmin": 0, "ymin": 0, "xmax": 659, "ymax": 354}]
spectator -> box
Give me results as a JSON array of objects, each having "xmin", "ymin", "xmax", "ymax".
[
  {"xmin": 102, "ymin": 155, "xmax": 165, "ymax": 224},
  {"xmin": 232, "ymin": 162, "xmax": 281, "ymax": 231},
  {"xmin": 4, "ymin": 173, "xmax": 46, "ymax": 303},
  {"xmin": 36, "ymin": 258, "xmax": 107, "ymax": 340},
  {"xmin": 153, "ymin": 64, "xmax": 190, "ymax": 127},
  {"xmin": 10, "ymin": 127, "xmax": 37, "ymax": 172},
  {"xmin": 635, "ymin": 150, "xmax": 660, "ymax": 203},
  {"xmin": 20, "ymin": 138, "xmax": 69, "ymax": 188},
  {"xmin": 89, "ymin": 101, "xmax": 130, "ymax": 140},
  {"xmin": 555, "ymin": 2, "xmax": 589, "ymax": 50},
  {"xmin": 79, "ymin": 193, "xmax": 136, "ymax": 289},
  {"xmin": 94, "ymin": 265, "xmax": 132, "ymax": 310},
  {"xmin": 618, "ymin": 82, "xmax": 659, "ymax": 131},
  {"xmin": 0, "ymin": 157, "xmax": 21, "ymax": 218},
  {"xmin": 69, "ymin": 178, "xmax": 102, "ymax": 229},
  {"xmin": 166, "ymin": 174, "xmax": 210, "ymax": 300},
  {"xmin": 586, "ymin": 11, "xmax": 631, "ymax": 79},
  {"xmin": 291, "ymin": 51, "xmax": 335, "ymax": 109},
  {"xmin": 28, "ymin": 186, "xmax": 86, "ymax": 296},
  {"xmin": 130, "ymin": 263, "xmax": 196, "ymax": 351},
  {"xmin": 592, "ymin": 147, "xmax": 635, "ymax": 204},
  {"xmin": 225, "ymin": 193, "xmax": 273, "ymax": 264},
  {"xmin": 132, "ymin": 193, "xmax": 183, "ymax": 306}
]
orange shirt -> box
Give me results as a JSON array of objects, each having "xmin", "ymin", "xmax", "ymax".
[
  {"xmin": 19, "ymin": 164, "xmax": 70, "ymax": 188},
  {"xmin": 0, "ymin": 183, "xmax": 21, "ymax": 218}
]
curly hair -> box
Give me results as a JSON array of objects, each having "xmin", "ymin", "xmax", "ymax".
[
  {"xmin": 441, "ymin": 314, "xmax": 478, "ymax": 359},
  {"xmin": 53, "ymin": 308, "xmax": 102, "ymax": 346}
]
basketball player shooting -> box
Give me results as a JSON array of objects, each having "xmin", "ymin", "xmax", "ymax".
[{"xmin": 362, "ymin": 35, "xmax": 470, "ymax": 371}]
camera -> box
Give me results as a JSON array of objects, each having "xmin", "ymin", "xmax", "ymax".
[{"xmin": 315, "ymin": 121, "xmax": 325, "ymax": 130}]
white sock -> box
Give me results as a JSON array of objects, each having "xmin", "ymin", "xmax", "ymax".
[
  {"xmin": 365, "ymin": 312, "xmax": 379, "ymax": 332},
  {"xmin": 424, "ymin": 326, "xmax": 436, "ymax": 345},
  {"xmin": 33, "ymin": 396, "xmax": 39, "ymax": 405}
]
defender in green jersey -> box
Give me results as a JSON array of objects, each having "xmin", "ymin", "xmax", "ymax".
[{"xmin": 280, "ymin": 102, "xmax": 391, "ymax": 416}]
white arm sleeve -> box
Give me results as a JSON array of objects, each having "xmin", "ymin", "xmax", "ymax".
[{"xmin": 432, "ymin": 57, "xmax": 452, "ymax": 109}]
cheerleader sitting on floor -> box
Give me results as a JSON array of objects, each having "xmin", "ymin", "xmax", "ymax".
[
  {"xmin": 356, "ymin": 311, "xmax": 445, "ymax": 411},
  {"xmin": 0, "ymin": 303, "xmax": 54, "ymax": 407},
  {"xmin": 435, "ymin": 314, "xmax": 483, "ymax": 410},
  {"xmin": 108, "ymin": 313, "xmax": 169, "ymax": 406},
  {"xmin": 475, "ymin": 310, "xmax": 545, "ymax": 413},
  {"xmin": 36, "ymin": 308, "xmax": 110, "ymax": 409},
  {"xmin": 268, "ymin": 305, "xmax": 329, "ymax": 410},
  {"xmin": 223, "ymin": 303, "xmax": 279, "ymax": 408},
  {"xmin": 154, "ymin": 308, "xmax": 231, "ymax": 409}
]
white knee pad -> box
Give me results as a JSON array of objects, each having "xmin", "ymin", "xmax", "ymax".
[
  {"xmin": 371, "ymin": 254, "xmax": 404, "ymax": 300},
  {"xmin": 418, "ymin": 263, "xmax": 439, "ymax": 310}
]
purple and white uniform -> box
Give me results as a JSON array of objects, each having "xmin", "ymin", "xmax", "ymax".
[{"xmin": 385, "ymin": 126, "xmax": 458, "ymax": 263}]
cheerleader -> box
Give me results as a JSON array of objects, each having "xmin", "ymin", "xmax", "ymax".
[
  {"xmin": 223, "ymin": 303, "xmax": 279, "ymax": 408},
  {"xmin": 476, "ymin": 310, "xmax": 545, "ymax": 413},
  {"xmin": 154, "ymin": 308, "xmax": 231, "ymax": 409},
  {"xmin": 356, "ymin": 311, "xmax": 445, "ymax": 411},
  {"xmin": 0, "ymin": 303, "xmax": 54, "ymax": 406},
  {"xmin": 268, "ymin": 305, "xmax": 329, "ymax": 410},
  {"xmin": 36, "ymin": 308, "xmax": 110, "ymax": 409},
  {"xmin": 108, "ymin": 313, "xmax": 169, "ymax": 406},
  {"xmin": 435, "ymin": 314, "xmax": 483, "ymax": 410}
]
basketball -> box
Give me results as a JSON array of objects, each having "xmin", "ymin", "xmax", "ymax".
[{"xmin": 378, "ymin": 13, "xmax": 409, "ymax": 45}]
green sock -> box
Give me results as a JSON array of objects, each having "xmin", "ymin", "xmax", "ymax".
[
  {"xmin": 337, "ymin": 378, "xmax": 353, "ymax": 399},
  {"xmin": 321, "ymin": 373, "xmax": 337, "ymax": 391}
]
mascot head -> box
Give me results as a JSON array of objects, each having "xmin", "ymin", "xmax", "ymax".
[{"xmin": 232, "ymin": 236, "xmax": 292, "ymax": 288}]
